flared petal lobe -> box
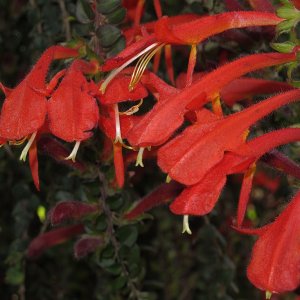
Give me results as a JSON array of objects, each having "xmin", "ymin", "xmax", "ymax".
[
  {"xmin": 48, "ymin": 60, "xmax": 99, "ymax": 142},
  {"xmin": 247, "ymin": 191, "xmax": 300, "ymax": 293},
  {"xmin": 0, "ymin": 46, "xmax": 78, "ymax": 140},
  {"xmin": 154, "ymin": 12, "xmax": 282, "ymax": 45}
]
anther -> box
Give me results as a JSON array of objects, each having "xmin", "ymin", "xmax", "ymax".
[
  {"xmin": 166, "ymin": 174, "xmax": 171, "ymax": 183},
  {"xmin": 119, "ymin": 99, "xmax": 144, "ymax": 115},
  {"xmin": 265, "ymin": 291, "xmax": 272, "ymax": 300},
  {"xmin": 100, "ymin": 43, "xmax": 160, "ymax": 94},
  {"xmin": 129, "ymin": 44, "xmax": 164, "ymax": 91}
]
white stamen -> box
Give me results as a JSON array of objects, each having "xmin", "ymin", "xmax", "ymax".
[
  {"xmin": 19, "ymin": 132, "xmax": 37, "ymax": 162},
  {"xmin": 114, "ymin": 104, "xmax": 123, "ymax": 144},
  {"xmin": 135, "ymin": 147, "xmax": 145, "ymax": 167},
  {"xmin": 100, "ymin": 43, "xmax": 159, "ymax": 94},
  {"xmin": 182, "ymin": 215, "xmax": 192, "ymax": 235},
  {"xmin": 65, "ymin": 141, "xmax": 81, "ymax": 162}
]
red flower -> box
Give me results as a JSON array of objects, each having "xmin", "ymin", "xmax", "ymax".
[
  {"xmin": 154, "ymin": 11, "xmax": 281, "ymax": 45},
  {"xmin": 0, "ymin": 46, "xmax": 78, "ymax": 142},
  {"xmin": 158, "ymin": 90, "xmax": 300, "ymax": 186},
  {"xmin": 47, "ymin": 59, "xmax": 99, "ymax": 161},
  {"xmin": 27, "ymin": 224, "xmax": 84, "ymax": 258},
  {"xmin": 0, "ymin": 46, "xmax": 78, "ymax": 189},
  {"xmin": 102, "ymin": 10, "xmax": 284, "ymax": 91},
  {"xmin": 99, "ymin": 71, "xmax": 148, "ymax": 105},
  {"xmin": 127, "ymin": 51, "xmax": 299, "ymax": 148},
  {"xmin": 238, "ymin": 190, "xmax": 300, "ymax": 294},
  {"xmin": 169, "ymin": 127, "xmax": 300, "ymax": 222}
]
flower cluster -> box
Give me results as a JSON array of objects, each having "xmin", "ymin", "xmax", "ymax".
[{"xmin": 2, "ymin": 0, "xmax": 300, "ymax": 298}]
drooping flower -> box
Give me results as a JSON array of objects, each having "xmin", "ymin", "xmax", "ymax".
[
  {"xmin": 169, "ymin": 127, "xmax": 300, "ymax": 221},
  {"xmin": 0, "ymin": 46, "xmax": 79, "ymax": 189},
  {"xmin": 0, "ymin": 46, "xmax": 78, "ymax": 144},
  {"xmin": 237, "ymin": 190, "xmax": 300, "ymax": 295},
  {"xmin": 98, "ymin": 67, "xmax": 148, "ymax": 187},
  {"xmin": 47, "ymin": 59, "xmax": 99, "ymax": 162},
  {"xmin": 27, "ymin": 224, "xmax": 84, "ymax": 258}
]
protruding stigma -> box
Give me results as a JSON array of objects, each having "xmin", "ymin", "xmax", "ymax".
[
  {"xmin": 182, "ymin": 215, "xmax": 192, "ymax": 235},
  {"xmin": 135, "ymin": 147, "xmax": 145, "ymax": 167},
  {"xmin": 100, "ymin": 43, "xmax": 160, "ymax": 94},
  {"xmin": 9, "ymin": 136, "xmax": 27, "ymax": 146},
  {"xmin": 19, "ymin": 132, "xmax": 37, "ymax": 162},
  {"xmin": 65, "ymin": 141, "xmax": 81, "ymax": 162}
]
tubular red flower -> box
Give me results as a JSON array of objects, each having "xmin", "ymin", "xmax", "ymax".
[
  {"xmin": 27, "ymin": 224, "xmax": 84, "ymax": 258},
  {"xmin": 49, "ymin": 201, "xmax": 99, "ymax": 225},
  {"xmin": 154, "ymin": 11, "xmax": 282, "ymax": 45},
  {"xmin": 170, "ymin": 127, "xmax": 300, "ymax": 217},
  {"xmin": 245, "ymin": 190, "xmax": 300, "ymax": 294},
  {"xmin": 127, "ymin": 52, "xmax": 299, "ymax": 147},
  {"xmin": 0, "ymin": 46, "xmax": 78, "ymax": 141},
  {"xmin": 158, "ymin": 89, "xmax": 300, "ymax": 186}
]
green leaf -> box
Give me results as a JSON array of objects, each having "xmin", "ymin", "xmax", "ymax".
[
  {"xmin": 101, "ymin": 243, "xmax": 115, "ymax": 259},
  {"xmin": 107, "ymin": 36, "xmax": 125, "ymax": 57},
  {"xmin": 108, "ymin": 195, "xmax": 124, "ymax": 210},
  {"xmin": 112, "ymin": 275, "xmax": 126, "ymax": 290},
  {"xmin": 271, "ymin": 41, "xmax": 295, "ymax": 53},
  {"xmin": 95, "ymin": 214, "xmax": 107, "ymax": 231},
  {"xmin": 79, "ymin": 0, "xmax": 95, "ymax": 20},
  {"xmin": 106, "ymin": 7, "xmax": 126, "ymax": 25},
  {"xmin": 277, "ymin": 6, "xmax": 299, "ymax": 19},
  {"xmin": 97, "ymin": 0, "xmax": 121, "ymax": 14},
  {"xmin": 5, "ymin": 266, "xmax": 24, "ymax": 285},
  {"xmin": 98, "ymin": 258, "xmax": 115, "ymax": 268},
  {"xmin": 116, "ymin": 225, "xmax": 138, "ymax": 248},
  {"xmin": 76, "ymin": 0, "xmax": 92, "ymax": 24},
  {"xmin": 276, "ymin": 18, "xmax": 297, "ymax": 33},
  {"xmin": 97, "ymin": 25, "xmax": 121, "ymax": 48},
  {"xmin": 105, "ymin": 264, "xmax": 122, "ymax": 275}
]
